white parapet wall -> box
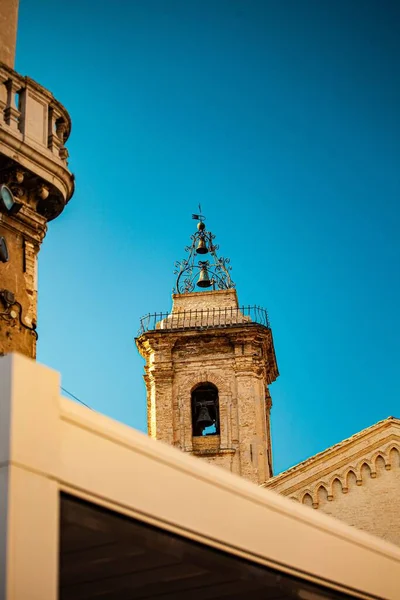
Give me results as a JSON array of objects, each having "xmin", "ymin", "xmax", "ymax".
[{"xmin": 1, "ymin": 352, "xmax": 400, "ymax": 599}]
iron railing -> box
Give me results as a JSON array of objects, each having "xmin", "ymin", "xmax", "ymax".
[{"xmin": 138, "ymin": 305, "xmax": 270, "ymax": 335}]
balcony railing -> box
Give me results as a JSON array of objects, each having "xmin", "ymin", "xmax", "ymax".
[{"xmin": 138, "ymin": 305, "xmax": 270, "ymax": 335}]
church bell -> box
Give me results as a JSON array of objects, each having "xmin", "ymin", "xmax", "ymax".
[
  {"xmin": 196, "ymin": 238, "xmax": 208, "ymax": 254},
  {"xmin": 196, "ymin": 405, "xmax": 213, "ymax": 429},
  {"xmin": 197, "ymin": 264, "xmax": 212, "ymax": 288}
]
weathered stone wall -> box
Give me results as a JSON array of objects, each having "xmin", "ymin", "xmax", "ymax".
[
  {"xmin": 172, "ymin": 289, "xmax": 239, "ymax": 311},
  {"xmin": 137, "ymin": 289, "xmax": 400, "ymax": 547},
  {"xmin": 0, "ymin": 215, "xmax": 42, "ymax": 358},
  {"xmin": 136, "ymin": 289, "xmax": 279, "ymax": 485},
  {"xmin": 316, "ymin": 450, "xmax": 400, "ymax": 546},
  {"xmin": 0, "ymin": 49, "xmax": 74, "ymax": 359},
  {"xmin": 266, "ymin": 418, "xmax": 400, "ymax": 546},
  {"xmin": 0, "ymin": 0, "xmax": 19, "ymax": 68}
]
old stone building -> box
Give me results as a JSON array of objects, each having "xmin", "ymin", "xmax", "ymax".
[
  {"xmin": 0, "ymin": 0, "xmax": 74, "ymax": 359},
  {"xmin": 136, "ymin": 287, "xmax": 278, "ymax": 485},
  {"xmin": 265, "ymin": 416, "xmax": 400, "ymax": 547},
  {"xmin": 136, "ymin": 216, "xmax": 400, "ymax": 546},
  {"xmin": 136, "ymin": 214, "xmax": 278, "ymax": 486},
  {"xmin": 1, "ymin": 0, "xmax": 399, "ymax": 562}
]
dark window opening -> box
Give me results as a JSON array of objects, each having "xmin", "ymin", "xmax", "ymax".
[
  {"xmin": 60, "ymin": 493, "xmax": 351, "ymax": 599},
  {"xmin": 191, "ymin": 382, "xmax": 220, "ymax": 437}
]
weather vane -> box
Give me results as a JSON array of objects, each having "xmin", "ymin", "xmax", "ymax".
[
  {"xmin": 173, "ymin": 208, "xmax": 235, "ymax": 294},
  {"xmin": 191, "ymin": 203, "xmax": 206, "ymax": 222}
]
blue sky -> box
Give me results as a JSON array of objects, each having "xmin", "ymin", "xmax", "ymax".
[{"xmin": 16, "ymin": 0, "xmax": 400, "ymax": 474}]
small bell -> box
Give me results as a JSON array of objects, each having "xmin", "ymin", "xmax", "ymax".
[
  {"xmin": 196, "ymin": 405, "xmax": 214, "ymax": 429},
  {"xmin": 197, "ymin": 264, "xmax": 212, "ymax": 288},
  {"xmin": 196, "ymin": 238, "xmax": 208, "ymax": 254}
]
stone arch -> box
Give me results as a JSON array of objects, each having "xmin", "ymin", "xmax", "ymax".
[
  {"xmin": 315, "ymin": 484, "xmax": 329, "ymax": 507},
  {"xmin": 360, "ymin": 461, "xmax": 372, "ymax": 482},
  {"xmin": 342, "ymin": 468, "xmax": 357, "ymax": 493},
  {"xmin": 329, "ymin": 476, "xmax": 343, "ymax": 499},
  {"xmin": 180, "ymin": 371, "xmax": 230, "ymax": 397},
  {"xmin": 301, "ymin": 492, "xmax": 313, "ymax": 508},
  {"xmin": 388, "ymin": 446, "xmax": 400, "ymax": 468},
  {"xmin": 191, "ymin": 382, "xmax": 220, "ymax": 437},
  {"xmin": 177, "ymin": 372, "xmax": 233, "ymax": 450},
  {"xmin": 356, "ymin": 460, "xmax": 372, "ymax": 484},
  {"xmin": 371, "ymin": 452, "xmax": 387, "ymax": 475}
]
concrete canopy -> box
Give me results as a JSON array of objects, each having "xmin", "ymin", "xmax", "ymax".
[{"xmin": 1, "ymin": 353, "xmax": 400, "ymax": 599}]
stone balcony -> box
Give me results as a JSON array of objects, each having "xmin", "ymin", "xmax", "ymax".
[{"xmin": 0, "ymin": 61, "xmax": 74, "ymax": 220}]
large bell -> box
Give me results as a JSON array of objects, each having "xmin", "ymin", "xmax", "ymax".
[
  {"xmin": 196, "ymin": 405, "xmax": 213, "ymax": 429},
  {"xmin": 197, "ymin": 265, "xmax": 212, "ymax": 288},
  {"xmin": 196, "ymin": 238, "xmax": 208, "ymax": 254}
]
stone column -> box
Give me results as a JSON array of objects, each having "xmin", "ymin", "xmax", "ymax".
[
  {"xmin": 235, "ymin": 368, "xmax": 264, "ymax": 484},
  {"xmin": 234, "ymin": 347, "xmax": 270, "ymax": 485},
  {"xmin": 265, "ymin": 389, "xmax": 273, "ymax": 477},
  {"xmin": 146, "ymin": 368, "xmax": 175, "ymax": 444},
  {"xmin": 4, "ymin": 78, "xmax": 21, "ymax": 130}
]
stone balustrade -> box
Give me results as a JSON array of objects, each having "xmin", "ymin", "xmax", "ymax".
[
  {"xmin": 0, "ymin": 61, "xmax": 71, "ymax": 163},
  {"xmin": 0, "ymin": 61, "xmax": 74, "ymax": 220}
]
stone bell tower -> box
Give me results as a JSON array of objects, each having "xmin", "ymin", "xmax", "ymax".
[
  {"xmin": 0, "ymin": 0, "xmax": 74, "ymax": 358},
  {"xmin": 136, "ymin": 213, "xmax": 279, "ymax": 485}
]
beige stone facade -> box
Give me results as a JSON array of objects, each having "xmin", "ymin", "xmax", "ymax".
[
  {"xmin": 265, "ymin": 417, "xmax": 400, "ymax": 546},
  {"xmin": 0, "ymin": 0, "xmax": 18, "ymax": 68},
  {"xmin": 136, "ymin": 289, "xmax": 279, "ymax": 485},
  {"xmin": 0, "ymin": 22, "xmax": 74, "ymax": 358},
  {"xmin": 138, "ymin": 285, "xmax": 400, "ymax": 546}
]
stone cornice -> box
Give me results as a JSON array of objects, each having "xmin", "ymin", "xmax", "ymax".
[
  {"xmin": 0, "ymin": 127, "xmax": 74, "ymax": 206},
  {"xmin": 136, "ymin": 324, "xmax": 278, "ymax": 379},
  {"xmin": 265, "ymin": 417, "xmax": 400, "ymax": 494},
  {"xmin": 172, "ymin": 288, "xmax": 239, "ymax": 302},
  {"xmin": 269, "ymin": 433, "xmax": 400, "ymax": 498},
  {"xmin": 0, "ymin": 204, "xmax": 47, "ymax": 244},
  {"xmin": 272, "ymin": 439, "xmax": 400, "ymax": 511},
  {"xmin": 192, "ymin": 447, "xmax": 236, "ymax": 457}
]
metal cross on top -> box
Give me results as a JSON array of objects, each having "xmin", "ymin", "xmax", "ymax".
[{"xmin": 173, "ymin": 207, "xmax": 235, "ymax": 294}]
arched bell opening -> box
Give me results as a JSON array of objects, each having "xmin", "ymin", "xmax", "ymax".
[{"xmin": 191, "ymin": 383, "xmax": 220, "ymax": 437}]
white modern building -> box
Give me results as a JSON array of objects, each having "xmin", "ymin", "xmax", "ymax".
[{"xmin": 1, "ymin": 353, "xmax": 400, "ymax": 599}]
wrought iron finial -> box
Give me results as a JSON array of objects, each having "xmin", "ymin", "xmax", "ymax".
[{"xmin": 173, "ymin": 211, "xmax": 235, "ymax": 294}]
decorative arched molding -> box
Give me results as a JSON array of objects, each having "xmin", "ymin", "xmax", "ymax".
[
  {"xmin": 314, "ymin": 484, "xmax": 329, "ymax": 508},
  {"xmin": 380, "ymin": 441, "xmax": 400, "ymax": 456},
  {"xmin": 301, "ymin": 492, "xmax": 313, "ymax": 508},
  {"xmin": 284, "ymin": 440, "xmax": 400, "ymax": 508},
  {"xmin": 388, "ymin": 446, "xmax": 400, "ymax": 469},
  {"xmin": 355, "ymin": 460, "xmax": 372, "ymax": 484},
  {"xmin": 358, "ymin": 461, "xmax": 372, "ymax": 484},
  {"xmin": 179, "ymin": 371, "xmax": 231, "ymax": 397},
  {"xmin": 341, "ymin": 468, "xmax": 357, "ymax": 493},
  {"xmin": 330, "ymin": 476, "xmax": 343, "ymax": 500},
  {"xmin": 371, "ymin": 452, "xmax": 388, "ymax": 473}
]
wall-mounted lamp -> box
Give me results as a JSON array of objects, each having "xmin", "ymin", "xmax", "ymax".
[{"xmin": 0, "ymin": 184, "xmax": 22, "ymax": 215}]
